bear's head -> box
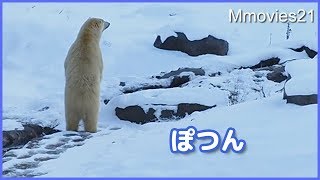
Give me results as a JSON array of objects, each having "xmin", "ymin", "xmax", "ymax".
[
  {"xmin": 88, "ymin": 18, "xmax": 110, "ymax": 32},
  {"xmin": 78, "ymin": 17, "xmax": 110, "ymax": 41}
]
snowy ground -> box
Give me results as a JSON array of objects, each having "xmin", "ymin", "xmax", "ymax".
[{"xmin": 2, "ymin": 2, "xmax": 318, "ymax": 177}]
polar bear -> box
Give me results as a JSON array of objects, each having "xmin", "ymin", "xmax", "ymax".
[{"xmin": 64, "ymin": 18, "xmax": 110, "ymax": 133}]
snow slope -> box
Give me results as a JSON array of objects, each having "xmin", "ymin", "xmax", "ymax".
[{"xmin": 2, "ymin": 2, "xmax": 318, "ymax": 177}]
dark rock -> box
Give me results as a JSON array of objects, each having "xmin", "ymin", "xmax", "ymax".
[
  {"xmin": 266, "ymin": 66, "xmax": 288, "ymax": 83},
  {"xmin": 38, "ymin": 106, "xmax": 49, "ymax": 112},
  {"xmin": 3, "ymin": 124, "xmax": 60, "ymax": 151},
  {"xmin": 42, "ymin": 126, "xmax": 59, "ymax": 135},
  {"xmin": 103, "ymin": 99, "xmax": 110, "ymax": 105},
  {"xmin": 283, "ymin": 84, "xmax": 317, "ymax": 105},
  {"xmin": 157, "ymin": 68, "xmax": 205, "ymax": 79},
  {"xmin": 115, "ymin": 103, "xmax": 216, "ymax": 124},
  {"xmin": 119, "ymin": 82, "xmax": 126, "ymax": 86},
  {"xmin": 160, "ymin": 110, "xmax": 175, "ymax": 119},
  {"xmin": 284, "ymin": 93, "xmax": 317, "ymax": 106},
  {"xmin": 122, "ymin": 85, "xmax": 164, "ymax": 94},
  {"xmin": 115, "ymin": 106, "xmax": 157, "ymax": 124},
  {"xmin": 169, "ymin": 76, "xmax": 190, "ymax": 88},
  {"xmin": 154, "ymin": 32, "xmax": 229, "ymax": 56},
  {"xmin": 176, "ymin": 103, "xmax": 216, "ymax": 117},
  {"xmin": 290, "ymin": 46, "xmax": 317, "ymax": 58},
  {"xmin": 283, "ymin": 72, "xmax": 317, "ymax": 106},
  {"xmin": 250, "ymin": 57, "xmax": 281, "ymax": 69},
  {"xmin": 209, "ymin": 71, "xmax": 222, "ymax": 77},
  {"xmin": 267, "ymin": 72, "xmax": 287, "ymax": 83},
  {"xmin": 153, "ymin": 35, "xmax": 163, "ymax": 48}
]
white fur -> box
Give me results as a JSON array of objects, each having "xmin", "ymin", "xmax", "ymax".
[{"xmin": 64, "ymin": 18, "xmax": 109, "ymax": 132}]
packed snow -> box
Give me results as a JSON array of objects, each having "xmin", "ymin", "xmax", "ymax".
[{"xmin": 2, "ymin": 2, "xmax": 318, "ymax": 177}]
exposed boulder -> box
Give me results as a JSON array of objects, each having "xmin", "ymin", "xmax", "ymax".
[
  {"xmin": 283, "ymin": 92, "xmax": 317, "ymax": 106},
  {"xmin": 154, "ymin": 32, "xmax": 229, "ymax": 56},
  {"xmin": 169, "ymin": 76, "xmax": 190, "ymax": 88},
  {"xmin": 253, "ymin": 65, "xmax": 287, "ymax": 83},
  {"xmin": 266, "ymin": 66, "xmax": 287, "ymax": 83},
  {"xmin": 283, "ymin": 72, "xmax": 317, "ymax": 106},
  {"xmin": 115, "ymin": 103, "xmax": 215, "ymax": 124},
  {"xmin": 283, "ymin": 59, "xmax": 317, "ymax": 106},
  {"xmin": 115, "ymin": 106, "xmax": 157, "ymax": 124}
]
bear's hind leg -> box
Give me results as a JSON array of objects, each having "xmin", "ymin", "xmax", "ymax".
[
  {"xmin": 83, "ymin": 108, "xmax": 98, "ymax": 133},
  {"xmin": 66, "ymin": 111, "xmax": 81, "ymax": 132}
]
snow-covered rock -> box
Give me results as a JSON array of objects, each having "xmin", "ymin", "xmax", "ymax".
[
  {"xmin": 104, "ymin": 68, "xmax": 282, "ymax": 124},
  {"xmin": 284, "ymin": 59, "xmax": 317, "ymax": 105}
]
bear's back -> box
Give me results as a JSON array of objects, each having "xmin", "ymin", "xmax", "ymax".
[{"xmin": 65, "ymin": 39, "xmax": 102, "ymax": 92}]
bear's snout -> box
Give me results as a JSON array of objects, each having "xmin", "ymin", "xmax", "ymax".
[{"xmin": 104, "ymin": 21, "xmax": 110, "ymax": 30}]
